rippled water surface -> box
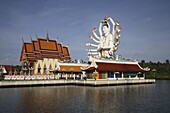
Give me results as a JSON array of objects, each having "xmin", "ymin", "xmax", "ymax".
[{"xmin": 0, "ymin": 80, "xmax": 170, "ymax": 113}]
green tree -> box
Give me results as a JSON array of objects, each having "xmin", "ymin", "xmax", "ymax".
[{"xmin": 165, "ymin": 59, "xmax": 170, "ymax": 71}]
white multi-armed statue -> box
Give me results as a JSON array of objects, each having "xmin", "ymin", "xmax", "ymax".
[{"xmin": 86, "ymin": 17, "xmax": 121, "ymax": 60}]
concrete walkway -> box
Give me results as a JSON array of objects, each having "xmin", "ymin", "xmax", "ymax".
[{"xmin": 0, "ymin": 79, "xmax": 155, "ymax": 88}]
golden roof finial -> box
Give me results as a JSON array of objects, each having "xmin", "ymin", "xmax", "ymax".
[
  {"xmin": 56, "ymin": 37, "xmax": 59, "ymax": 42},
  {"xmin": 46, "ymin": 31, "xmax": 49, "ymax": 41},
  {"xmin": 30, "ymin": 36, "xmax": 33, "ymax": 41},
  {"xmin": 22, "ymin": 37, "xmax": 24, "ymax": 43},
  {"xmin": 61, "ymin": 40, "xmax": 63, "ymax": 44},
  {"xmin": 35, "ymin": 34, "xmax": 38, "ymax": 39}
]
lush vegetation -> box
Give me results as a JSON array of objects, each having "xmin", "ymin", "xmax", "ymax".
[{"xmin": 140, "ymin": 59, "xmax": 170, "ymax": 80}]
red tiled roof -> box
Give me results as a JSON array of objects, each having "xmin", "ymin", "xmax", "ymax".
[
  {"xmin": 57, "ymin": 43, "xmax": 65, "ymax": 60},
  {"xmin": 20, "ymin": 35, "xmax": 71, "ymax": 62},
  {"xmin": 63, "ymin": 46, "xmax": 71, "ymax": 61},
  {"xmin": 32, "ymin": 40, "xmax": 39, "ymax": 51},
  {"xmin": 63, "ymin": 46, "xmax": 69, "ymax": 56},
  {"xmin": 57, "ymin": 43, "xmax": 63, "ymax": 53},
  {"xmin": 0, "ymin": 65, "xmax": 12, "ymax": 73},
  {"xmin": 84, "ymin": 62, "xmax": 146, "ymax": 72},
  {"xmin": 25, "ymin": 43, "xmax": 33, "ymax": 53},
  {"xmin": 20, "ymin": 42, "xmax": 35, "ymax": 61},
  {"xmin": 58, "ymin": 65, "xmax": 82, "ymax": 72},
  {"xmin": 20, "ymin": 44, "xmax": 24, "ymax": 61}
]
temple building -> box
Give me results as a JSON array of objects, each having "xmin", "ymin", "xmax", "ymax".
[
  {"xmin": 19, "ymin": 17, "xmax": 150, "ymax": 80},
  {"xmin": 82, "ymin": 58, "xmax": 149, "ymax": 79},
  {"xmin": 20, "ymin": 33, "xmax": 88, "ymax": 75}
]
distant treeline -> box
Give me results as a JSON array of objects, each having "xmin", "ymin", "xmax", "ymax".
[{"xmin": 139, "ymin": 59, "xmax": 170, "ymax": 80}]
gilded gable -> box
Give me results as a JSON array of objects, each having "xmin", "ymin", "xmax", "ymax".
[
  {"xmin": 57, "ymin": 43, "xmax": 63, "ymax": 53},
  {"xmin": 39, "ymin": 40, "xmax": 57, "ymax": 51},
  {"xmin": 63, "ymin": 47, "xmax": 69, "ymax": 56},
  {"xmin": 25, "ymin": 43, "xmax": 33, "ymax": 53},
  {"xmin": 32, "ymin": 41, "xmax": 39, "ymax": 51}
]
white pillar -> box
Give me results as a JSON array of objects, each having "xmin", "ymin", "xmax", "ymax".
[
  {"xmin": 136, "ymin": 74, "xmax": 138, "ymax": 78},
  {"xmin": 73, "ymin": 74, "xmax": 75, "ymax": 80},
  {"xmin": 66, "ymin": 74, "xmax": 67, "ymax": 80},
  {"xmin": 121, "ymin": 72, "xmax": 124, "ymax": 78}
]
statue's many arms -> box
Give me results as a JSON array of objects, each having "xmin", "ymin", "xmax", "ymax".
[{"xmin": 87, "ymin": 17, "xmax": 121, "ymax": 58}]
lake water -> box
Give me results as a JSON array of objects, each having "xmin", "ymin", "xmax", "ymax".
[{"xmin": 0, "ymin": 80, "xmax": 170, "ymax": 113}]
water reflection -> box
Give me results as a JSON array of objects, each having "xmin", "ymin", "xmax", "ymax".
[{"xmin": 1, "ymin": 81, "xmax": 170, "ymax": 113}]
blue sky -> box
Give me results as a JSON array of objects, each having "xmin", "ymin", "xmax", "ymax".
[{"xmin": 0, "ymin": 0, "xmax": 170, "ymax": 65}]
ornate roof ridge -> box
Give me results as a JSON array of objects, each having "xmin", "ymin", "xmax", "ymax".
[{"xmin": 90, "ymin": 58, "xmax": 138, "ymax": 65}]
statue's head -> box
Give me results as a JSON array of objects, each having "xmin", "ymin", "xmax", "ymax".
[{"xmin": 103, "ymin": 22, "xmax": 110, "ymax": 35}]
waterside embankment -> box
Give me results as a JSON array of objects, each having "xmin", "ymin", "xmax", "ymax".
[{"xmin": 0, "ymin": 78, "xmax": 155, "ymax": 88}]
